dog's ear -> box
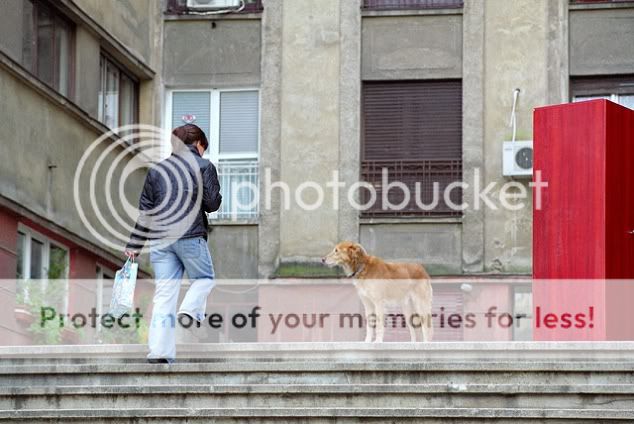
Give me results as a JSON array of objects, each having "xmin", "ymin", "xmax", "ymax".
[{"xmin": 353, "ymin": 243, "xmax": 367, "ymax": 256}]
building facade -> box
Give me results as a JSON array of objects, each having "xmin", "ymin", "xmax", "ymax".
[
  {"xmin": 0, "ymin": 0, "xmax": 163, "ymax": 344},
  {"xmin": 1, "ymin": 0, "xmax": 633, "ymax": 344}
]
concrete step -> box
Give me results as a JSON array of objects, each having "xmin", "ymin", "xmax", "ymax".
[
  {"xmin": 2, "ymin": 384, "xmax": 634, "ymax": 411},
  {"xmin": 1, "ymin": 362, "xmax": 633, "ymax": 387},
  {"xmin": 1, "ymin": 407, "xmax": 634, "ymax": 421},
  {"xmin": 1, "ymin": 343, "xmax": 633, "ymax": 422}
]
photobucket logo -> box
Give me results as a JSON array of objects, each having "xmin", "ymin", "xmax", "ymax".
[
  {"xmin": 224, "ymin": 168, "xmax": 548, "ymax": 219},
  {"xmin": 73, "ymin": 124, "xmax": 204, "ymax": 254}
]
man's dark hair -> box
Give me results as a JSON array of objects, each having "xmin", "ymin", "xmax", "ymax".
[{"xmin": 171, "ymin": 124, "xmax": 209, "ymax": 151}]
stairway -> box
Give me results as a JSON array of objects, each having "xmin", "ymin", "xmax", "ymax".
[{"xmin": 0, "ymin": 342, "xmax": 633, "ymax": 422}]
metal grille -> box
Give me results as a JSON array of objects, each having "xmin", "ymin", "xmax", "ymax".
[
  {"xmin": 213, "ymin": 160, "xmax": 259, "ymax": 220},
  {"xmin": 360, "ymin": 159, "xmax": 462, "ymax": 217},
  {"xmin": 362, "ymin": 0, "xmax": 463, "ymax": 10}
]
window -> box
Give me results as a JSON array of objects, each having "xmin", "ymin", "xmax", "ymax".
[
  {"xmin": 168, "ymin": 88, "xmax": 260, "ymax": 220},
  {"xmin": 571, "ymin": 75, "xmax": 634, "ymax": 110},
  {"xmin": 362, "ymin": 0, "xmax": 463, "ymax": 10},
  {"xmin": 20, "ymin": 0, "xmax": 74, "ymax": 97},
  {"xmin": 361, "ymin": 80, "xmax": 463, "ymax": 217},
  {"xmin": 96, "ymin": 265, "xmax": 115, "ymax": 331},
  {"xmin": 15, "ymin": 225, "xmax": 69, "ymax": 312},
  {"xmin": 98, "ymin": 54, "xmax": 139, "ymax": 130},
  {"xmin": 512, "ymin": 286, "xmax": 532, "ymax": 341}
]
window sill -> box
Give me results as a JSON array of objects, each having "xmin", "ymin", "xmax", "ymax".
[
  {"xmin": 209, "ymin": 219, "xmax": 259, "ymax": 226},
  {"xmin": 362, "ymin": 8, "xmax": 463, "ymax": 17},
  {"xmin": 164, "ymin": 12, "xmax": 262, "ymax": 21},
  {"xmin": 359, "ymin": 216, "xmax": 462, "ymax": 225},
  {"xmin": 569, "ymin": 1, "xmax": 634, "ymax": 10}
]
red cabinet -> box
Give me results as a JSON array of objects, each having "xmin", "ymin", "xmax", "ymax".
[{"xmin": 533, "ymin": 99, "xmax": 634, "ymax": 340}]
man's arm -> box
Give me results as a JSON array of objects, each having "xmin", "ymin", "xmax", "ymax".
[
  {"xmin": 126, "ymin": 171, "xmax": 155, "ymax": 253},
  {"xmin": 202, "ymin": 162, "xmax": 222, "ymax": 213}
]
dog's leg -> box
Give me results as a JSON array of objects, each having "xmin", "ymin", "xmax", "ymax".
[
  {"xmin": 374, "ymin": 301, "xmax": 385, "ymax": 343},
  {"xmin": 402, "ymin": 299, "xmax": 417, "ymax": 342},
  {"xmin": 413, "ymin": 295, "xmax": 433, "ymax": 342},
  {"xmin": 359, "ymin": 295, "xmax": 375, "ymax": 343}
]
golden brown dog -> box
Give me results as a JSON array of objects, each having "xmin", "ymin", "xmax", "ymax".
[{"xmin": 322, "ymin": 241, "xmax": 433, "ymax": 342}]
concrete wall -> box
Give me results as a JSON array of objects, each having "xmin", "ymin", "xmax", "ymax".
[
  {"xmin": 163, "ymin": 19, "xmax": 261, "ymax": 87},
  {"xmin": 0, "ymin": 5, "xmax": 25, "ymax": 63},
  {"xmin": 208, "ymin": 225, "xmax": 258, "ymax": 279},
  {"xmin": 362, "ymin": 14, "xmax": 462, "ymax": 80},
  {"xmin": 360, "ymin": 223, "xmax": 462, "ymax": 275},
  {"xmin": 73, "ymin": 0, "xmax": 157, "ymax": 65},
  {"xmin": 570, "ymin": 7, "xmax": 634, "ymax": 76}
]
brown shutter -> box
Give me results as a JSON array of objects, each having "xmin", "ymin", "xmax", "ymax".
[{"xmin": 361, "ymin": 80, "xmax": 462, "ymax": 217}]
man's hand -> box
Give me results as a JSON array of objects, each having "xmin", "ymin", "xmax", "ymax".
[{"xmin": 125, "ymin": 250, "xmax": 137, "ymax": 260}]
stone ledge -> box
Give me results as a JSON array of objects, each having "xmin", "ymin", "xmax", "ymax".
[
  {"xmin": 2, "ymin": 341, "xmax": 634, "ymax": 356},
  {"xmin": 1, "ymin": 407, "xmax": 633, "ymax": 419},
  {"xmin": 3, "ymin": 383, "xmax": 634, "ymax": 396},
  {"xmin": 2, "ymin": 361, "xmax": 634, "ymax": 374}
]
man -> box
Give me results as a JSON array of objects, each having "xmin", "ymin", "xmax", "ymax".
[{"xmin": 126, "ymin": 124, "xmax": 222, "ymax": 363}]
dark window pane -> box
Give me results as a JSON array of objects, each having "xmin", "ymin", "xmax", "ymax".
[
  {"xmin": 120, "ymin": 73, "xmax": 136, "ymax": 127},
  {"xmin": 55, "ymin": 18, "xmax": 72, "ymax": 96},
  {"xmin": 30, "ymin": 238, "xmax": 44, "ymax": 279},
  {"xmin": 48, "ymin": 244, "xmax": 68, "ymax": 279},
  {"xmin": 36, "ymin": 6, "xmax": 54, "ymax": 87},
  {"xmin": 104, "ymin": 60, "xmax": 120, "ymax": 128}
]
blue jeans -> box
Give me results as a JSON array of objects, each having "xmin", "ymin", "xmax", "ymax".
[{"xmin": 148, "ymin": 237, "xmax": 215, "ymax": 361}]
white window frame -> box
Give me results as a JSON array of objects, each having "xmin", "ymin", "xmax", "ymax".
[
  {"xmin": 16, "ymin": 224, "xmax": 70, "ymax": 312},
  {"xmin": 164, "ymin": 87, "xmax": 261, "ymax": 163},
  {"xmin": 96, "ymin": 264, "xmax": 115, "ymax": 333}
]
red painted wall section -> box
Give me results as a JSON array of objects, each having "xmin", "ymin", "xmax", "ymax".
[{"xmin": 0, "ymin": 207, "xmax": 19, "ymax": 279}]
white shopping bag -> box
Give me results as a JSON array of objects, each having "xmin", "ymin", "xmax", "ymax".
[{"xmin": 109, "ymin": 257, "xmax": 139, "ymax": 318}]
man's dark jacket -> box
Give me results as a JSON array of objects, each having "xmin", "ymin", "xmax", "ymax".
[{"xmin": 126, "ymin": 144, "xmax": 222, "ymax": 251}]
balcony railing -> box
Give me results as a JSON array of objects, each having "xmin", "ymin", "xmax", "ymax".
[
  {"xmin": 362, "ymin": 0, "xmax": 464, "ymax": 10},
  {"xmin": 213, "ymin": 159, "xmax": 259, "ymax": 221},
  {"xmin": 360, "ymin": 159, "xmax": 463, "ymax": 218}
]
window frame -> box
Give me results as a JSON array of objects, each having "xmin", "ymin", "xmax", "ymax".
[
  {"xmin": 570, "ymin": 75, "xmax": 634, "ymax": 109},
  {"xmin": 22, "ymin": 0, "xmax": 76, "ymax": 98},
  {"xmin": 96, "ymin": 264, "xmax": 115, "ymax": 332},
  {"xmin": 165, "ymin": 87, "xmax": 261, "ymax": 164},
  {"xmin": 98, "ymin": 52, "xmax": 140, "ymax": 130},
  {"xmin": 16, "ymin": 224, "xmax": 70, "ymax": 313},
  {"xmin": 165, "ymin": 87, "xmax": 261, "ymax": 220}
]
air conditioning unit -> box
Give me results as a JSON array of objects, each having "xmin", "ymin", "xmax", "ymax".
[
  {"xmin": 502, "ymin": 140, "xmax": 533, "ymax": 177},
  {"xmin": 186, "ymin": 0, "xmax": 241, "ymax": 10}
]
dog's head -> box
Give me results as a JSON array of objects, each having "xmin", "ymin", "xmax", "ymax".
[{"xmin": 321, "ymin": 241, "xmax": 367, "ymax": 277}]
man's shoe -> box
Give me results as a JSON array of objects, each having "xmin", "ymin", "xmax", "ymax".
[{"xmin": 147, "ymin": 358, "xmax": 172, "ymax": 364}]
